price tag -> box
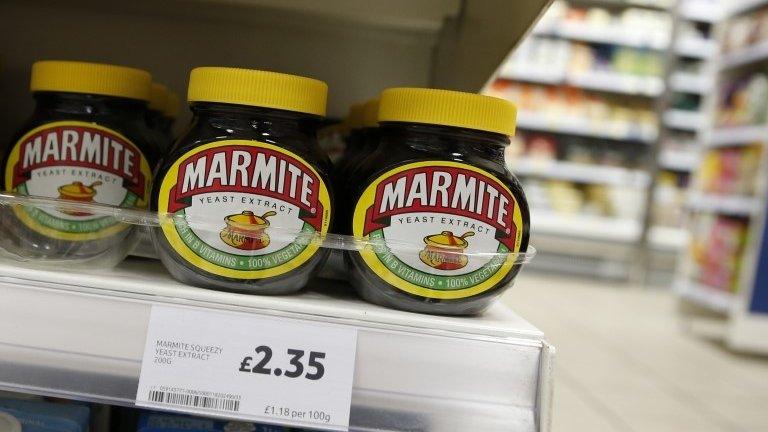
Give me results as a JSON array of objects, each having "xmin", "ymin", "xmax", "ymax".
[{"xmin": 136, "ymin": 305, "xmax": 358, "ymax": 431}]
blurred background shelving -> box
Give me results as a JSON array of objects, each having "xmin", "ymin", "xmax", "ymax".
[
  {"xmin": 672, "ymin": 0, "xmax": 768, "ymax": 355},
  {"xmin": 484, "ymin": 0, "xmax": 727, "ymax": 283}
]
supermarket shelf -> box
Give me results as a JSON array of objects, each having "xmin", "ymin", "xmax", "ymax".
[
  {"xmin": 728, "ymin": 0, "xmax": 768, "ymax": 17},
  {"xmin": 0, "ymin": 258, "xmax": 552, "ymax": 432},
  {"xmin": 516, "ymin": 111, "xmax": 658, "ymax": 142},
  {"xmin": 499, "ymin": 67, "xmax": 565, "ymax": 84},
  {"xmin": 686, "ymin": 192, "xmax": 761, "ymax": 216},
  {"xmin": 679, "ymin": 0, "xmax": 724, "ymax": 23},
  {"xmin": 675, "ymin": 279, "xmax": 735, "ymax": 313},
  {"xmin": 649, "ymin": 226, "xmax": 690, "ymax": 250},
  {"xmin": 510, "ymin": 159, "xmax": 650, "ymax": 187},
  {"xmin": 533, "ymin": 22, "xmax": 669, "ymax": 50},
  {"xmin": 719, "ymin": 39, "xmax": 768, "ymax": 70},
  {"xmin": 707, "ymin": 125, "xmax": 768, "ymax": 147},
  {"xmin": 658, "ymin": 148, "xmax": 699, "ymax": 171},
  {"xmin": 568, "ymin": 71, "xmax": 664, "ymax": 96},
  {"xmin": 676, "ymin": 37, "xmax": 719, "ymax": 59},
  {"xmin": 532, "ymin": 212, "xmax": 641, "ymax": 243},
  {"xmin": 663, "ymin": 109, "xmax": 705, "ymax": 131},
  {"xmin": 500, "ymin": 68, "xmax": 664, "ymax": 96},
  {"xmin": 669, "ymin": 71, "xmax": 713, "ymax": 94}
]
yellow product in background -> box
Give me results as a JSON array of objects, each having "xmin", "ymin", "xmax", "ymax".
[{"xmin": 547, "ymin": 181, "xmax": 584, "ymax": 214}]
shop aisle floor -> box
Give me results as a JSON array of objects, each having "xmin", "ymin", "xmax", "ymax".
[{"xmin": 504, "ymin": 273, "xmax": 768, "ymax": 432}]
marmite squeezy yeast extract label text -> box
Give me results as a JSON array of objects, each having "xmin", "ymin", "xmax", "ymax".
[
  {"xmin": 4, "ymin": 121, "xmax": 152, "ymax": 240},
  {"xmin": 157, "ymin": 140, "xmax": 331, "ymax": 279},
  {"xmin": 352, "ymin": 161, "xmax": 524, "ymax": 299}
]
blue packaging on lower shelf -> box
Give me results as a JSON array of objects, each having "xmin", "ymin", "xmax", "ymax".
[
  {"xmin": 138, "ymin": 412, "xmax": 305, "ymax": 432},
  {"xmin": 0, "ymin": 398, "xmax": 90, "ymax": 432}
]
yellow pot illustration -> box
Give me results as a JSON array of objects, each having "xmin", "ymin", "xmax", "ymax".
[
  {"xmin": 220, "ymin": 210, "xmax": 276, "ymax": 250},
  {"xmin": 57, "ymin": 181, "xmax": 102, "ymax": 216},
  {"xmin": 419, "ymin": 230, "xmax": 474, "ymax": 270}
]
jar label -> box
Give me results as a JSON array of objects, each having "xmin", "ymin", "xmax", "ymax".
[
  {"xmin": 157, "ymin": 140, "xmax": 331, "ymax": 279},
  {"xmin": 4, "ymin": 121, "xmax": 152, "ymax": 241},
  {"xmin": 352, "ymin": 161, "xmax": 524, "ymax": 299}
]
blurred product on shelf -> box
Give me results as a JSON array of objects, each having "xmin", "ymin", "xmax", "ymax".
[
  {"xmin": 688, "ymin": 213, "xmax": 749, "ymax": 292},
  {"xmin": 507, "ymin": 131, "xmax": 645, "ymax": 168},
  {"xmin": 0, "ymin": 398, "xmax": 90, "ymax": 432},
  {"xmin": 694, "ymin": 145, "xmax": 762, "ymax": 196},
  {"xmin": 522, "ymin": 177, "xmax": 645, "ymax": 221},
  {"xmin": 487, "ymin": 80, "xmax": 658, "ymax": 138},
  {"xmin": 723, "ymin": 5, "xmax": 768, "ymax": 54},
  {"xmin": 536, "ymin": 0, "xmax": 672, "ymax": 47},
  {"xmin": 652, "ymin": 170, "xmax": 689, "ymax": 227},
  {"xmin": 716, "ymin": 72, "xmax": 768, "ymax": 127},
  {"xmin": 504, "ymin": 37, "xmax": 664, "ymax": 79}
]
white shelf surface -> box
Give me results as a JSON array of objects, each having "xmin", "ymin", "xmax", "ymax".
[
  {"xmin": 534, "ymin": 22, "xmax": 669, "ymax": 50},
  {"xmin": 663, "ymin": 109, "xmax": 705, "ymax": 131},
  {"xmin": 532, "ymin": 213, "xmax": 641, "ymax": 243},
  {"xmin": 707, "ymin": 125, "xmax": 768, "ymax": 147},
  {"xmin": 676, "ymin": 37, "xmax": 718, "ymax": 59},
  {"xmin": 658, "ymin": 148, "xmax": 699, "ymax": 171},
  {"xmin": 649, "ymin": 226, "xmax": 690, "ymax": 250},
  {"xmin": 679, "ymin": 0, "xmax": 724, "ymax": 22},
  {"xmin": 669, "ymin": 71, "xmax": 713, "ymax": 94},
  {"xmin": 686, "ymin": 192, "xmax": 762, "ymax": 216},
  {"xmin": 675, "ymin": 279, "xmax": 734, "ymax": 313},
  {"xmin": 516, "ymin": 111, "xmax": 658, "ymax": 143},
  {"xmin": 567, "ymin": 71, "xmax": 664, "ymax": 96},
  {"xmin": 720, "ymin": 39, "xmax": 768, "ymax": 70},
  {"xmin": 0, "ymin": 258, "xmax": 553, "ymax": 432},
  {"xmin": 500, "ymin": 68, "xmax": 664, "ymax": 96},
  {"xmin": 510, "ymin": 159, "xmax": 650, "ymax": 187}
]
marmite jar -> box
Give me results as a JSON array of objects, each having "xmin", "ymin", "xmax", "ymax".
[
  {"xmin": 0, "ymin": 60, "xmax": 158, "ymax": 262},
  {"xmin": 151, "ymin": 67, "xmax": 333, "ymax": 294},
  {"xmin": 347, "ymin": 88, "xmax": 530, "ymax": 315}
]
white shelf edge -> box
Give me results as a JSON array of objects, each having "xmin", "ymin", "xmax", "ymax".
[
  {"xmin": 649, "ymin": 226, "xmax": 690, "ymax": 250},
  {"xmin": 707, "ymin": 125, "xmax": 768, "ymax": 147},
  {"xmin": 509, "ymin": 159, "xmax": 650, "ymax": 187},
  {"xmin": 679, "ymin": 0, "xmax": 724, "ymax": 22},
  {"xmin": 0, "ymin": 260, "xmax": 550, "ymax": 431},
  {"xmin": 675, "ymin": 279, "xmax": 735, "ymax": 313},
  {"xmin": 500, "ymin": 68, "xmax": 664, "ymax": 96},
  {"xmin": 669, "ymin": 71, "xmax": 713, "ymax": 94},
  {"xmin": 676, "ymin": 37, "xmax": 719, "ymax": 59},
  {"xmin": 658, "ymin": 148, "xmax": 699, "ymax": 171},
  {"xmin": 531, "ymin": 212, "xmax": 641, "ymax": 243},
  {"xmin": 515, "ymin": 111, "xmax": 658, "ymax": 143},
  {"xmin": 686, "ymin": 192, "xmax": 762, "ymax": 216},
  {"xmin": 663, "ymin": 109, "xmax": 704, "ymax": 131}
]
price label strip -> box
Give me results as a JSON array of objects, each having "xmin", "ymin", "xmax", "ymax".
[{"xmin": 136, "ymin": 305, "xmax": 358, "ymax": 431}]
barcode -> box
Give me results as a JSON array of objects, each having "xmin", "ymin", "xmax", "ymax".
[{"xmin": 148, "ymin": 390, "xmax": 240, "ymax": 412}]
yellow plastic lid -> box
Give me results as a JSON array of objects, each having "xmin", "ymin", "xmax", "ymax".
[
  {"xmin": 187, "ymin": 67, "xmax": 327, "ymax": 116},
  {"xmin": 362, "ymin": 98, "xmax": 380, "ymax": 128},
  {"xmin": 164, "ymin": 91, "xmax": 180, "ymax": 118},
  {"xmin": 31, "ymin": 60, "xmax": 151, "ymax": 101},
  {"xmin": 346, "ymin": 103, "xmax": 365, "ymax": 130},
  {"xmin": 149, "ymin": 83, "xmax": 168, "ymax": 112},
  {"xmin": 378, "ymin": 87, "xmax": 517, "ymax": 136}
]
